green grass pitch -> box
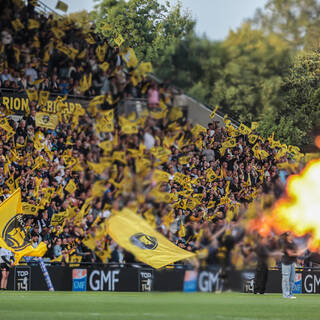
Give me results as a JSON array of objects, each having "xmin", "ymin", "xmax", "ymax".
[{"xmin": 0, "ymin": 291, "xmax": 318, "ymax": 320}]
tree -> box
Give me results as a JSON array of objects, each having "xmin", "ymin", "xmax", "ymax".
[
  {"xmin": 250, "ymin": 0, "xmax": 320, "ymax": 50},
  {"xmin": 153, "ymin": 32, "xmax": 225, "ymax": 103},
  {"xmin": 210, "ymin": 23, "xmax": 292, "ymax": 123},
  {"xmin": 259, "ymin": 50, "xmax": 320, "ymax": 147},
  {"xmin": 92, "ymin": 0, "xmax": 194, "ymax": 62}
]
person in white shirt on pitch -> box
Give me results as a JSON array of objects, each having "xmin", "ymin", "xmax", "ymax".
[{"xmin": 0, "ymin": 247, "xmax": 14, "ymax": 290}]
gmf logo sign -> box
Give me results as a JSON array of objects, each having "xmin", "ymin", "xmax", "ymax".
[
  {"xmin": 89, "ymin": 270, "xmax": 120, "ymax": 291},
  {"xmin": 198, "ymin": 271, "xmax": 220, "ymax": 292},
  {"xmin": 304, "ymin": 274, "xmax": 320, "ymax": 293}
]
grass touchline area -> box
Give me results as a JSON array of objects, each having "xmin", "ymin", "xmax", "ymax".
[{"xmin": 0, "ymin": 292, "xmax": 319, "ymax": 320}]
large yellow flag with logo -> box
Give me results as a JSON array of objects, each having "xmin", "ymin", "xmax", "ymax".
[
  {"xmin": 35, "ymin": 112, "xmax": 58, "ymax": 130},
  {"xmin": 0, "ymin": 189, "xmax": 47, "ymax": 264},
  {"xmin": 108, "ymin": 208, "xmax": 195, "ymax": 268}
]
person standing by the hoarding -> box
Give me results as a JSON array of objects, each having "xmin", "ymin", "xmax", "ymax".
[
  {"xmin": 254, "ymin": 236, "xmax": 281, "ymax": 295},
  {"xmin": 254, "ymin": 236, "xmax": 270, "ymax": 294},
  {"xmin": 281, "ymin": 232, "xmax": 305, "ymax": 299},
  {"xmin": 0, "ymin": 247, "xmax": 14, "ymax": 290}
]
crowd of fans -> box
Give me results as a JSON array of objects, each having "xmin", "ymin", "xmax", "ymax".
[{"xmin": 0, "ymin": 0, "xmax": 304, "ymax": 269}]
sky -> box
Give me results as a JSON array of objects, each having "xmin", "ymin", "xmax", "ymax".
[{"xmin": 43, "ymin": 0, "xmax": 268, "ymax": 40}]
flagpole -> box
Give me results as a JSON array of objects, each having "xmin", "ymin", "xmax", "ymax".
[{"xmin": 38, "ymin": 258, "xmax": 54, "ymax": 291}]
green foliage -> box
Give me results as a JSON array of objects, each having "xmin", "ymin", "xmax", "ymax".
[
  {"xmin": 250, "ymin": 0, "xmax": 320, "ymax": 50},
  {"xmin": 92, "ymin": 0, "xmax": 194, "ymax": 61},
  {"xmin": 155, "ymin": 23, "xmax": 293, "ymax": 124},
  {"xmin": 153, "ymin": 33, "xmax": 225, "ymax": 103},
  {"xmin": 259, "ymin": 50, "xmax": 320, "ymax": 147},
  {"xmin": 210, "ymin": 23, "xmax": 292, "ymax": 122}
]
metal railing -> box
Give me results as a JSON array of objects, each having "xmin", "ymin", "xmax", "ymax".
[
  {"xmin": 117, "ymin": 98, "xmax": 148, "ymax": 116},
  {"xmin": 35, "ymin": 0, "xmax": 62, "ymax": 17},
  {"xmin": 0, "ymin": 87, "xmax": 89, "ymax": 102},
  {"xmin": 21, "ymin": 260, "xmax": 193, "ymax": 270},
  {"xmin": 19, "ymin": 260, "xmax": 320, "ymax": 271}
]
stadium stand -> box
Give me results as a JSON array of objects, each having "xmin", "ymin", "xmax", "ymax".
[{"xmin": 0, "ymin": 0, "xmax": 304, "ymax": 268}]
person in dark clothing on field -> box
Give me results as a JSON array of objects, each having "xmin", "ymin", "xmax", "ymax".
[
  {"xmin": 254, "ymin": 236, "xmax": 271, "ymax": 294},
  {"xmin": 254, "ymin": 236, "xmax": 281, "ymax": 294}
]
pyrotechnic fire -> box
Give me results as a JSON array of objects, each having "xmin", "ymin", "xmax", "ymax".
[
  {"xmin": 315, "ymin": 136, "xmax": 320, "ymax": 149},
  {"xmin": 250, "ymin": 159, "xmax": 320, "ymax": 250}
]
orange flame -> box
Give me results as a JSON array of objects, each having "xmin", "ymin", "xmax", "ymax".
[
  {"xmin": 252, "ymin": 159, "xmax": 320, "ymax": 250},
  {"xmin": 315, "ymin": 136, "xmax": 320, "ymax": 149}
]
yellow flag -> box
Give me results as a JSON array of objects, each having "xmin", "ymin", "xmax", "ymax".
[
  {"xmin": 6, "ymin": 174, "xmax": 15, "ymax": 192},
  {"xmin": 65, "ymin": 179, "xmax": 77, "ymax": 194},
  {"xmin": 51, "ymin": 212, "xmax": 66, "ymax": 226},
  {"xmin": 92, "ymin": 181, "xmax": 107, "ymax": 197},
  {"xmin": 258, "ymin": 149, "xmax": 269, "ymax": 160},
  {"xmin": 288, "ymin": 145, "xmax": 301, "ymax": 155},
  {"xmin": 121, "ymin": 122, "xmax": 139, "ymax": 135},
  {"xmin": 251, "ymin": 122, "xmax": 259, "ymax": 130},
  {"xmin": 62, "ymin": 154, "xmax": 77, "ymax": 167},
  {"xmin": 0, "ymin": 189, "xmax": 47, "ymax": 264},
  {"xmin": 153, "ymin": 169, "xmax": 170, "ymax": 183},
  {"xmin": 206, "ymin": 168, "xmax": 218, "ymax": 182},
  {"xmin": 150, "ymin": 109, "xmax": 167, "ymax": 120},
  {"xmin": 77, "ymin": 49, "xmax": 87, "ymax": 60},
  {"xmin": 168, "ymin": 107, "xmax": 183, "ymax": 121},
  {"xmin": 96, "ymin": 44, "xmax": 107, "ymax": 62},
  {"xmin": 11, "ymin": 18, "xmax": 24, "ymax": 32},
  {"xmin": 22, "ymin": 202, "xmax": 38, "ymax": 216},
  {"xmin": 26, "ymin": 89, "xmax": 38, "ymax": 102},
  {"xmin": 100, "ymin": 22, "xmax": 112, "ymax": 33},
  {"xmin": 32, "ymin": 78, "xmax": 44, "ymax": 86},
  {"xmin": 179, "ymin": 155, "xmax": 191, "ymax": 165},
  {"xmin": 191, "ymin": 124, "xmax": 207, "ymax": 137},
  {"xmin": 98, "ymin": 140, "xmax": 113, "ymax": 153},
  {"xmin": 38, "ymin": 91, "xmax": 50, "ymax": 107},
  {"xmin": 43, "ymin": 47, "xmax": 51, "ymax": 64},
  {"xmin": 238, "ymin": 123, "xmax": 252, "ymax": 135},
  {"xmin": 210, "ymin": 105, "xmax": 219, "ymax": 119},
  {"xmin": 125, "ymin": 48, "xmax": 138, "ymax": 68},
  {"xmin": 35, "ymin": 112, "xmax": 58, "ymax": 130},
  {"xmin": 87, "ymin": 161, "xmax": 110, "ymax": 175},
  {"xmin": 28, "ymin": 19, "xmax": 40, "ymax": 30},
  {"xmin": 178, "ymin": 221, "xmax": 186, "ymax": 238},
  {"xmin": 51, "ymin": 27, "xmax": 65, "ymax": 39},
  {"xmin": 96, "ymin": 118, "xmax": 114, "ymax": 133},
  {"xmin": 222, "ymin": 138, "xmax": 236, "ymax": 149},
  {"xmin": 99, "ymin": 62, "xmax": 110, "ymax": 72},
  {"xmin": 112, "ymin": 151, "xmax": 127, "ymax": 164},
  {"xmin": 89, "ymin": 95, "xmax": 105, "ymax": 107},
  {"xmin": 248, "ymin": 134, "xmax": 258, "ymax": 145},
  {"xmin": 55, "ymin": 0, "xmax": 68, "ymax": 12},
  {"xmin": 79, "ymin": 73, "xmax": 92, "ymax": 93},
  {"xmin": 108, "ymin": 208, "xmax": 195, "ymax": 268},
  {"xmin": 102, "ymin": 109, "xmax": 114, "ymax": 121},
  {"xmin": 0, "ymin": 118, "xmax": 14, "ymax": 133},
  {"xmin": 85, "ymin": 33, "xmax": 96, "ymax": 44},
  {"xmin": 137, "ymin": 62, "xmax": 152, "ymax": 74},
  {"xmin": 114, "ymin": 34, "xmax": 124, "ymax": 47},
  {"xmin": 207, "ymin": 201, "xmax": 216, "ymax": 209}
]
